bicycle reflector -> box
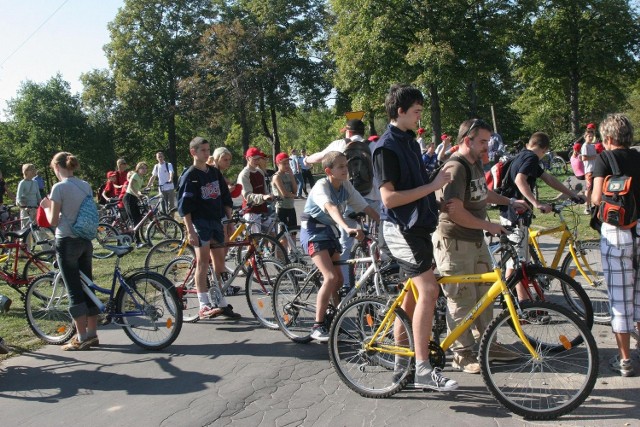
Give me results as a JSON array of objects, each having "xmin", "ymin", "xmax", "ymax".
[
  {"xmin": 559, "ymin": 335, "xmax": 572, "ymax": 350},
  {"xmin": 366, "ymin": 313, "xmax": 374, "ymax": 328},
  {"xmin": 166, "ymin": 318, "xmax": 173, "ymax": 329}
]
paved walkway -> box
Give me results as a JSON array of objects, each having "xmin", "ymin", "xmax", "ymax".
[{"xmin": 1, "ymin": 199, "xmax": 639, "ymax": 426}]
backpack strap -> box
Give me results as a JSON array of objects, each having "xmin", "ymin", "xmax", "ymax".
[
  {"xmin": 602, "ymin": 150, "xmax": 621, "ymax": 176},
  {"xmin": 447, "ymin": 157, "xmax": 472, "ymax": 187}
]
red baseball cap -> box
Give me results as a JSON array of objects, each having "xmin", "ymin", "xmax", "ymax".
[
  {"xmin": 107, "ymin": 171, "xmax": 117, "ymax": 178},
  {"xmin": 368, "ymin": 135, "xmax": 379, "ymax": 142},
  {"xmin": 245, "ymin": 147, "xmax": 266, "ymax": 158},
  {"xmin": 573, "ymin": 143, "xmax": 582, "ymax": 151},
  {"xmin": 441, "ymin": 133, "xmax": 449, "ymax": 141},
  {"xmin": 586, "ymin": 123, "xmax": 596, "ymax": 130},
  {"xmin": 275, "ymin": 152, "xmax": 290, "ymax": 164}
]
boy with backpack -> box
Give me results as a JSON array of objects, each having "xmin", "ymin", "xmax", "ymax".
[
  {"xmin": 592, "ymin": 114, "xmax": 640, "ymax": 377},
  {"xmin": 304, "ymin": 119, "xmax": 381, "ymax": 290},
  {"xmin": 498, "ymin": 132, "xmax": 584, "ymax": 300}
]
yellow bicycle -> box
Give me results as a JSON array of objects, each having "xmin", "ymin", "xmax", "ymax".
[
  {"xmin": 328, "ymin": 236, "xmax": 598, "ymax": 420},
  {"xmin": 527, "ymin": 199, "xmax": 608, "ymax": 323}
]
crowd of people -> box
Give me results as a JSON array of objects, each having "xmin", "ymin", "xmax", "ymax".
[{"xmin": 1, "ymin": 85, "xmax": 638, "ymax": 386}]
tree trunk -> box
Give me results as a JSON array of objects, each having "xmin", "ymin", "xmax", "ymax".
[
  {"xmin": 467, "ymin": 81, "xmax": 478, "ymax": 118},
  {"xmin": 429, "ymin": 83, "xmax": 442, "ymax": 145},
  {"xmin": 167, "ymin": 99, "xmax": 177, "ymax": 184},
  {"xmin": 258, "ymin": 90, "xmax": 273, "ymax": 166},
  {"xmin": 270, "ymin": 106, "xmax": 280, "ymax": 167},
  {"xmin": 239, "ymin": 102, "xmax": 250, "ymax": 156},
  {"xmin": 367, "ymin": 110, "xmax": 376, "ymax": 136}
]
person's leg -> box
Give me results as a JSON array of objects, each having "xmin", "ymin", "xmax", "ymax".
[
  {"xmin": 601, "ymin": 229, "xmax": 636, "ymax": 375},
  {"xmin": 312, "ymin": 249, "xmax": 342, "ymax": 325},
  {"xmin": 295, "ymin": 173, "xmax": 304, "ymax": 197},
  {"xmin": 191, "ymin": 221, "xmax": 222, "ymax": 319}
]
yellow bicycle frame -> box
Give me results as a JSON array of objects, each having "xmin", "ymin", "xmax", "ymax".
[{"xmin": 364, "ymin": 270, "xmax": 540, "ymax": 359}]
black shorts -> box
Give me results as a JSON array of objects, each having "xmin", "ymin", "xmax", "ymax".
[
  {"xmin": 382, "ymin": 222, "xmax": 434, "ymax": 277},
  {"xmin": 192, "ymin": 218, "xmax": 224, "ymax": 248},
  {"xmin": 276, "ymin": 207, "xmax": 298, "ymax": 231}
]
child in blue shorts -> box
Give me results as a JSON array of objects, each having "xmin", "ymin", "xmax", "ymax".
[
  {"xmin": 300, "ymin": 151, "xmax": 379, "ymax": 341},
  {"xmin": 177, "ymin": 137, "xmax": 240, "ymax": 320}
]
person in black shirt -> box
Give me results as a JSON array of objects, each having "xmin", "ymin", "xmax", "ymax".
[{"xmin": 591, "ymin": 113, "xmax": 639, "ymax": 377}]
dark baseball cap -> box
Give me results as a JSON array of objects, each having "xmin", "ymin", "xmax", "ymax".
[{"xmin": 342, "ymin": 119, "xmax": 365, "ymax": 135}]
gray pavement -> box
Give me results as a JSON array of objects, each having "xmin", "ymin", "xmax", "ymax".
[{"xmin": 1, "ymin": 198, "xmax": 639, "ymax": 426}]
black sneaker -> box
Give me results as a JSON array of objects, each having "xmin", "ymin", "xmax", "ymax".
[
  {"xmin": 220, "ymin": 304, "xmax": 242, "ymax": 319},
  {"xmin": 225, "ymin": 285, "xmax": 242, "ymax": 296},
  {"xmin": 520, "ymin": 309, "xmax": 551, "ymax": 325}
]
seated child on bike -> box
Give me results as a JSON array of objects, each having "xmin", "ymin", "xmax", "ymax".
[{"xmin": 300, "ymin": 151, "xmax": 379, "ymax": 342}]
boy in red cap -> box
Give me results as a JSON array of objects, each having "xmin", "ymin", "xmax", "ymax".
[
  {"xmin": 100, "ymin": 171, "xmax": 119, "ymax": 203},
  {"xmin": 272, "ymin": 152, "xmax": 299, "ymax": 252},
  {"xmin": 238, "ymin": 147, "xmax": 273, "ymax": 233}
]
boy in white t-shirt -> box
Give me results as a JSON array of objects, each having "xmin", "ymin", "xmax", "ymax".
[{"xmin": 147, "ymin": 151, "xmax": 175, "ymax": 213}]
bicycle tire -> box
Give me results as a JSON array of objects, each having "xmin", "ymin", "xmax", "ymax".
[
  {"xmin": 115, "ymin": 271, "xmax": 183, "ymax": 350},
  {"xmin": 479, "ymin": 301, "xmax": 598, "ymax": 420},
  {"xmin": 244, "ymin": 257, "xmax": 285, "ymax": 329},
  {"xmin": 163, "ymin": 255, "xmax": 199, "ymax": 323},
  {"xmin": 93, "ymin": 223, "xmax": 119, "ymax": 259},
  {"xmin": 22, "ymin": 249, "xmax": 55, "ymax": 281},
  {"xmin": 560, "ymin": 240, "xmax": 610, "ymax": 324},
  {"xmin": 348, "ymin": 241, "xmax": 370, "ymax": 290},
  {"xmin": 509, "ymin": 264, "xmax": 594, "ymax": 333},
  {"xmin": 24, "ymin": 272, "xmax": 75, "ymax": 344},
  {"xmin": 328, "ymin": 295, "xmax": 413, "ymax": 398},
  {"xmin": 272, "ymin": 264, "xmax": 318, "ymax": 343},
  {"xmin": 145, "ymin": 217, "xmax": 184, "ymax": 247},
  {"xmin": 144, "ymin": 238, "xmax": 195, "ymax": 271},
  {"xmin": 550, "ymin": 156, "xmax": 567, "ymax": 175}
]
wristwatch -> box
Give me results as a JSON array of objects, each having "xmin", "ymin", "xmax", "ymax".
[{"xmin": 509, "ymin": 197, "xmax": 516, "ymax": 206}]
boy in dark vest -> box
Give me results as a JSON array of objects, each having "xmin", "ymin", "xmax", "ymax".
[{"xmin": 372, "ymin": 84, "xmax": 456, "ymax": 391}]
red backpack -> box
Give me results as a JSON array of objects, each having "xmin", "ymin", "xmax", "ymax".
[
  {"xmin": 485, "ymin": 157, "xmax": 515, "ymax": 195},
  {"xmin": 597, "ymin": 150, "xmax": 638, "ymax": 230}
]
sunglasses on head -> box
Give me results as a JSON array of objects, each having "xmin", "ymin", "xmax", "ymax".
[{"xmin": 466, "ymin": 119, "xmax": 490, "ymax": 138}]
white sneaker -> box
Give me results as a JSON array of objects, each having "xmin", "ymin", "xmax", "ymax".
[
  {"xmin": 414, "ymin": 367, "xmax": 458, "ymax": 391},
  {"xmin": 310, "ymin": 325, "xmax": 329, "ymax": 342}
]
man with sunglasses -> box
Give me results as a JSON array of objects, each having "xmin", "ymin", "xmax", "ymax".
[{"xmin": 433, "ymin": 118, "xmax": 528, "ymax": 375}]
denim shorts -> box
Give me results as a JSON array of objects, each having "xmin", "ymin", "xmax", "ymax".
[
  {"xmin": 300, "ymin": 221, "xmax": 340, "ymax": 257},
  {"xmin": 192, "ymin": 217, "xmax": 224, "ymax": 247}
]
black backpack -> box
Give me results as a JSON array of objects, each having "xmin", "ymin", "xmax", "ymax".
[
  {"xmin": 344, "ymin": 138, "xmax": 374, "ymax": 196},
  {"xmin": 597, "ymin": 150, "xmax": 638, "ymax": 230},
  {"xmin": 96, "ymin": 182, "xmax": 108, "ymax": 205}
]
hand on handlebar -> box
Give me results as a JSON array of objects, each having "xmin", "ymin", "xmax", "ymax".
[
  {"xmin": 486, "ymin": 222, "xmax": 509, "ymax": 236},
  {"xmin": 570, "ymin": 194, "xmax": 587, "ymax": 204},
  {"xmin": 347, "ymin": 228, "xmax": 364, "ymax": 241},
  {"xmin": 536, "ymin": 202, "xmax": 552, "ymax": 214}
]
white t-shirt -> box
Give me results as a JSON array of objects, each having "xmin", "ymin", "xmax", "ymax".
[
  {"xmin": 581, "ymin": 143, "xmax": 597, "ymax": 174},
  {"xmin": 152, "ymin": 162, "xmax": 174, "ymax": 190},
  {"xmin": 303, "ymin": 177, "xmax": 368, "ymax": 226}
]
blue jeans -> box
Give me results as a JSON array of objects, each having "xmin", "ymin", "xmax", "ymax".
[
  {"xmin": 56, "ymin": 237, "xmax": 98, "ymax": 319},
  {"xmin": 294, "ymin": 172, "xmax": 305, "ymax": 196}
]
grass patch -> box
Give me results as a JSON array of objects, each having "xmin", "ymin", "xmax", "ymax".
[
  {"xmin": 0, "ymin": 248, "xmax": 151, "ymax": 361},
  {"xmin": 487, "ymin": 173, "xmax": 599, "ymax": 241}
]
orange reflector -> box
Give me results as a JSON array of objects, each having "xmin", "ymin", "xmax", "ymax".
[
  {"xmin": 568, "ymin": 267, "xmax": 577, "ymax": 278},
  {"xmin": 559, "ymin": 335, "xmax": 571, "ymax": 350},
  {"xmin": 366, "ymin": 314, "xmax": 374, "ymax": 327},
  {"xmin": 166, "ymin": 318, "xmax": 173, "ymax": 329},
  {"xmin": 284, "ymin": 314, "xmax": 290, "ymax": 323},
  {"xmin": 57, "ymin": 326, "xmax": 67, "ymax": 333},
  {"xmin": 258, "ymin": 300, "xmax": 264, "ymax": 309}
]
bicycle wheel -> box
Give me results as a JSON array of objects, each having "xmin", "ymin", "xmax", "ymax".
[
  {"xmin": 163, "ymin": 256, "xmax": 198, "ymax": 323},
  {"xmin": 145, "ymin": 217, "xmax": 184, "ymax": 247},
  {"xmin": 348, "ymin": 241, "xmax": 370, "ymax": 290},
  {"xmin": 275, "ymin": 228, "xmax": 307, "ymax": 264},
  {"xmin": 550, "ymin": 156, "xmax": 567, "ymax": 175},
  {"xmin": 510, "ymin": 264, "xmax": 593, "ymax": 332},
  {"xmin": 479, "ymin": 301, "xmax": 598, "ymax": 420},
  {"xmin": 272, "ymin": 264, "xmax": 319, "ymax": 343},
  {"xmin": 144, "ymin": 238, "xmax": 195, "ymax": 271},
  {"xmin": 560, "ymin": 241, "xmax": 609, "ymax": 324},
  {"xmin": 24, "ymin": 272, "xmax": 75, "ymax": 344},
  {"xmin": 115, "ymin": 271, "xmax": 183, "ymax": 350},
  {"xmin": 93, "ymin": 223, "xmax": 119, "ymax": 259},
  {"xmin": 329, "ymin": 296, "xmax": 413, "ymax": 398},
  {"xmin": 22, "ymin": 249, "xmax": 55, "ymax": 281},
  {"xmin": 245, "ymin": 257, "xmax": 285, "ymax": 329}
]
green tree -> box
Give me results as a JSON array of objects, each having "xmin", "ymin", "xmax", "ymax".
[
  {"xmin": 3, "ymin": 75, "xmax": 97, "ymax": 187},
  {"xmin": 105, "ymin": 0, "xmax": 216, "ymax": 173},
  {"xmin": 514, "ymin": 0, "xmax": 640, "ymax": 136}
]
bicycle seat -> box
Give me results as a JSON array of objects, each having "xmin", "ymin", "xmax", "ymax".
[
  {"xmin": 4, "ymin": 227, "xmax": 30, "ymax": 240},
  {"xmin": 103, "ymin": 245, "xmax": 135, "ymax": 257}
]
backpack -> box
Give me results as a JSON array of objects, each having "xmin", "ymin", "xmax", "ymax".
[
  {"xmin": 597, "ymin": 150, "xmax": 638, "ymax": 230},
  {"xmin": 66, "ymin": 180, "xmax": 99, "ymax": 240},
  {"xmin": 485, "ymin": 157, "xmax": 515, "ymax": 196},
  {"xmin": 344, "ymin": 138, "xmax": 374, "ymax": 196}
]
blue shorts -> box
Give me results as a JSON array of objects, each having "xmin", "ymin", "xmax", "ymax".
[
  {"xmin": 192, "ymin": 218, "xmax": 224, "ymax": 248},
  {"xmin": 300, "ymin": 221, "xmax": 340, "ymax": 257}
]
